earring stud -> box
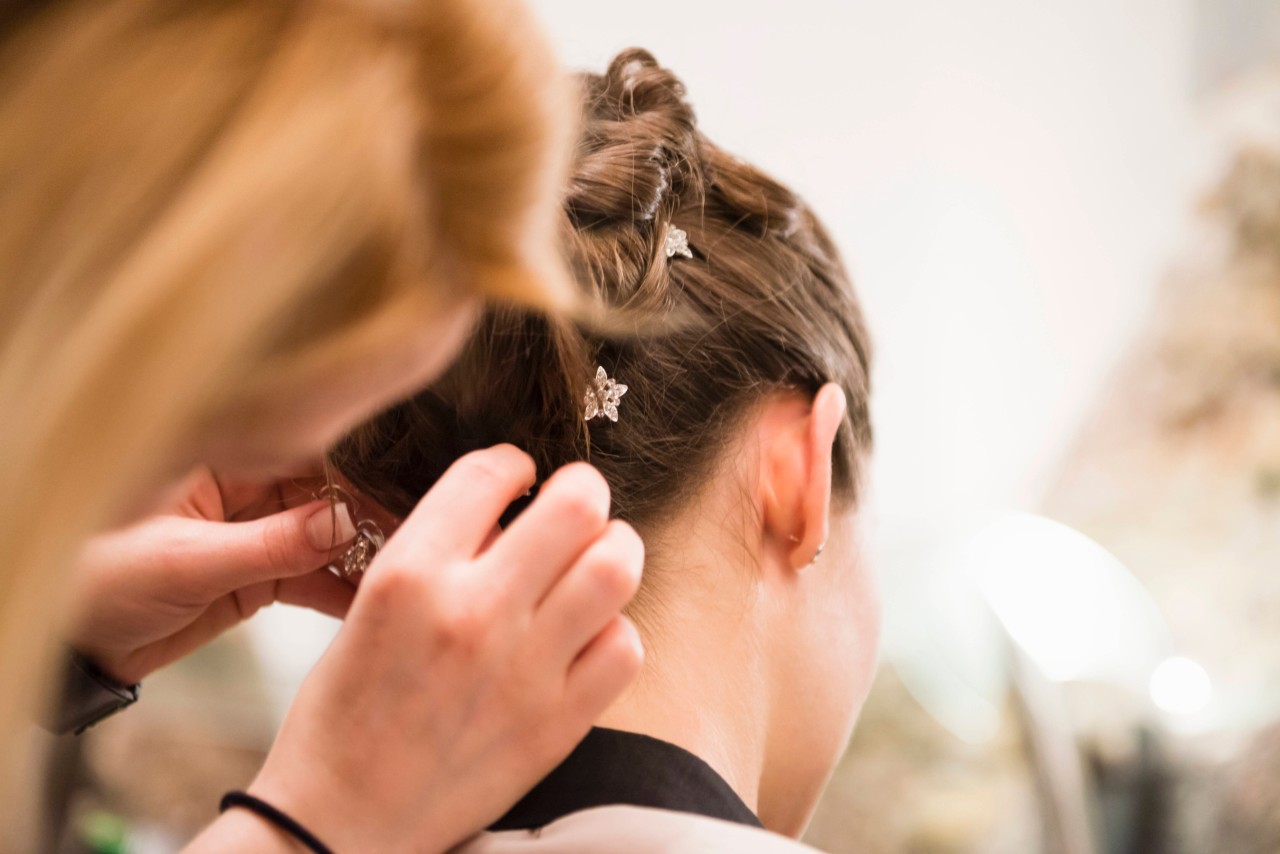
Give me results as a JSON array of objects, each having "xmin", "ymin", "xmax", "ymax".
[
  {"xmin": 808, "ymin": 541, "xmax": 826, "ymax": 567},
  {"xmin": 788, "ymin": 535, "xmax": 826, "ymax": 567}
]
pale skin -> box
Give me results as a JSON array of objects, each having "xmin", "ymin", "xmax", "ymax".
[
  {"xmin": 596, "ymin": 384, "xmax": 881, "ymax": 837},
  {"xmin": 67, "ymin": 296, "xmax": 648, "ymax": 853}
]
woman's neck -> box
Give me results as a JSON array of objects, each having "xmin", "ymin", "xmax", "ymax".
[{"xmin": 594, "ymin": 515, "xmax": 779, "ymax": 824}]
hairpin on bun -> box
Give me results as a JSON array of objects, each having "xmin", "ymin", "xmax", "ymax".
[
  {"xmin": 664, "ymin": 224, "xmax": 693, "ymax": 259},
  {"xmin": 584, "ymin": 366, "xmax": 627, "ymax": 422}
]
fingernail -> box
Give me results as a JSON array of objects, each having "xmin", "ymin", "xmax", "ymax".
[{"xmin": 306, "ymin": 502, "xmax": 357, "ymax": 551}]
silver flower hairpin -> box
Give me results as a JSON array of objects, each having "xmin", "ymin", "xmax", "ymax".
[
  {"xmin": 584, "ymin": 366, "xmax": 627, "ymax": 422},
  {"xmin": 314, "ymin": 484, "xmax": 387, "ymax": 579},
  {"xmin": 339, "ymin": 520, "xmax": 386, "ymax": 578},
  {"xmin": 664, "ymin": 224, "xmax": 693, "ymax": 259}
]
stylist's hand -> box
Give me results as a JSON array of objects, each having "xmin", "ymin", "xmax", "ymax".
[
  {"xmin": 246, "ymin": 445, "xmax": 644, "ymax": 853},
  {"xmin": 68, "ymin": 466, "xmax": 357, "ymax": 684}
]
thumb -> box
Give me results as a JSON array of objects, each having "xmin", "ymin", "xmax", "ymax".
[{"xmin": 204, "ymin": 500, "xmax": 357, "ymax": 592}]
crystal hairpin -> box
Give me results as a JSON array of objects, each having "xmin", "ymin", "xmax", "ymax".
[
  {"xmin": 584, "ymin": 366, "xmax": 627, "ymax": 422},
  {"xmin": 339, "ymin": 519, "xmax": 386, "ymax": 578},
  {"xmin": 664, "ymin": 224, "xmax": 693, "ymax": 259},
  {"xmin": 315, "ymin": 484, "xmax": 386, "ymax": 579}
]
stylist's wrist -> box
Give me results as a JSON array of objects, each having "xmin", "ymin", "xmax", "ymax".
[
  {"xmin": 244, "ymin": 768, "xmax": 446, "ymax": 854},
  {"xmin": 70, "ymin": 637, "xmax": 159, "ymax": 688},
  {"xmin": 187, "ymin": 806, "xmax": 313, "ymax": 854}
]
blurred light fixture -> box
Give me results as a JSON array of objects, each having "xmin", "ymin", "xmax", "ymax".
[
  {"xmin": 888, "ymin": 513, "xmax": 1214, "ymax": 745},
  {"xmin": 966, "ymin": 513, "xmax": 1172, "ymax": 685},
  {"xmin": 1148, "ymin": 655, "xmax": 1212, "ymax": 716}
]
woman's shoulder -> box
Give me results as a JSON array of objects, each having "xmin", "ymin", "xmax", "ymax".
[{"xmin": 451, "ymin": 804, "xmax": 827, "ymax": 854}]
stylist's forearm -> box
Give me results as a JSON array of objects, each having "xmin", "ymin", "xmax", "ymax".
[{"xmin": 185, "ymin": 809, "xmax": 334, "ymax": 854}]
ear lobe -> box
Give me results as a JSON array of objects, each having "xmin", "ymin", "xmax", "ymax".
[{"xmin": 789, "ymin": 383, "xmax": 846, "ymax": 571}]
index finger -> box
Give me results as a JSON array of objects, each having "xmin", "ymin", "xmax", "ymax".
[
  {"xmin": 488, "ymin": 462, "xmax": 611, "ymax": 603},
  {"xmin": 387, "ymin": 444, "xmax": 536, "ymax": 561},
  {"xmin": 216, "ymin": 464, "xmax": 325, "ymax": 521}
]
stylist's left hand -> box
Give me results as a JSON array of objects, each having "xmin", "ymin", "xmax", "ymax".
[{"xmin": 66, "ymin": 465, "xmax": 357, "ymax": 685}]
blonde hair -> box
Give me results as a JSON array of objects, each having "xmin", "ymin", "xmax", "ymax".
[{"xmin": 0, "ymin": 0, "xmax": 573, "ymax": 783}]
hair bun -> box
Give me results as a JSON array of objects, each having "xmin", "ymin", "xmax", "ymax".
[
  {"xmin": 336, "ymin": 48, "xmax": 872, "ymax": 539},
  {"xmin": 566, "ymin": 49, "xmax": 701, "ymax": 227}
]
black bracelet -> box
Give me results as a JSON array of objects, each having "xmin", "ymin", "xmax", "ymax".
[{"xmin": 220, "ymin": 791, "xmax": 335, "ymax": 854}]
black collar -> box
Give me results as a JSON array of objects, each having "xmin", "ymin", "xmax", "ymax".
[{"xmin": 489, "ymin": 727, "xmax": 763, "ymax": 831}]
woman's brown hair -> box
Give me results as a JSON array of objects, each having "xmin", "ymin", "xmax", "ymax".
[{"xmin": 335, "ymin": 48, "xmax": 873, "ymax": 546}]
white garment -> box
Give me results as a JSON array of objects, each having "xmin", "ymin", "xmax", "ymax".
[{"xmin": 451, "ymin": 805, "xmax": 825, "ymax": 854}]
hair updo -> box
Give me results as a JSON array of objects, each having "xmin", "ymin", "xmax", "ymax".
[{"xmin": 333, "ymin": 49, "xmax": 872, "ymax": 538}]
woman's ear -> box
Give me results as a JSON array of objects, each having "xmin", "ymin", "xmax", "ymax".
[
  {"xmin": 759, "ymin": 383, "xmax": 847, "ymax": 571},
  {"xmin": 790, "ymin": 383, "xmax": 846, "ymax": 570}
]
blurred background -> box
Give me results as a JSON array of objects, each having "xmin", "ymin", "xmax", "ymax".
[{"xmin": 33, "ymin": 0, "xmax": 1280, "ymax": 852}]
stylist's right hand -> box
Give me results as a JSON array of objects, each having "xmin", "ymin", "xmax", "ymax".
[{"xmin": 249, "ymin": 445, "xmax": 644, "ymax": 852}]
